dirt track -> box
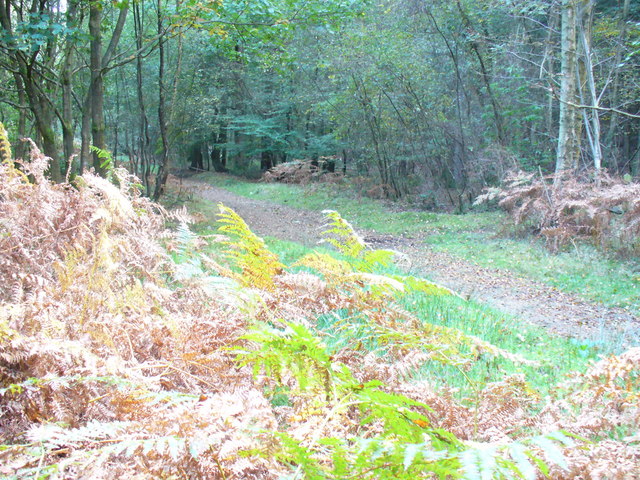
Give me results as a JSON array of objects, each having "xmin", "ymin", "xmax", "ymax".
[{"xmin": 174, "ymin": 175, "xmax": 640, "ymax": 348}]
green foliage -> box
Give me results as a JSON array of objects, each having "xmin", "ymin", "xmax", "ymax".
[
  {"xmin": 235, "ymin": 315, "xmax": 570, "ymax": 479},
  {"xmin": 236, "ymin": 321, "xmax": 340, "ymax": 397},
  {"xmin": 0, "ymin": 122, "xmax": 13, "ymax": 163},
  {"xmin": 89, "ymin": 145, "xmax": 114, "ymax": 173},
  {"xmin": 322, "ymin": 209, "xmax": 394, "ymax": 272},
  {"xmin": 0, "ymin": 11, "xmax": 80, "ymax": 53},
  {"xmin": 216, "ymin": 203, "xmax": 284, "ymax": 289}
]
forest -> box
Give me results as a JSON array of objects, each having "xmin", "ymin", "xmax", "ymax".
[
  {"xmin": 0, "ymin": 0, "xmax": 639, "ymax": 202},
  {"xmin": 1, "ymin": 0, "xmax": 640, "ymax": 478}
]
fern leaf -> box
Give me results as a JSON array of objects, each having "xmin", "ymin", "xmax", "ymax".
[
  {"xmin": 293, "ymin": 252, "xmax": 354, "ymax": 278},
  {"xmin": 507, "ymin": 442, "xmax": 537, "ymax": 480},
  {"xmin": 216, "ymin": 203, "xmax": 283, "ymax": 290},
  {"xmin": 0, "ymin": 122, "xmax": 12, "ymax": 163},
  {"xmin": 403, "ymin": 443, "xmax": 422, "ymax": 471},
  {"xmin": 393, "ymin": 274, "xmax": 461, "ymax": 298},
  {"xmin": 321, "ymin": 210, "xmax": 398, "ymax": 272},
  {"xmin": 460, "ymin": 444, "xmax": 498, "ymax": 480},
  {"xmin": 321, "ymin": 209, "xmax": 367, "ymax": 258}
]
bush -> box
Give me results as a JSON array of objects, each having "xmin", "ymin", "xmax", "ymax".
[{"xmin": 476, "ymin": 171, "xmax": 640, "ymax": 255}]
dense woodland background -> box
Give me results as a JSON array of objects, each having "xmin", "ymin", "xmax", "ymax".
[
  {"xmin": 2, "ymin": 1, "xmax": 640, "ymax": 477},
  {"xmin": 1, "ymin": 0, "xmax": 639, "ymax": 207}
]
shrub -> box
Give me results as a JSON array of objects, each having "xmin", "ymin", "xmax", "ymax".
[{"xmin": 475, "ymin": 171, "xmax": 640, "ymax": 254}]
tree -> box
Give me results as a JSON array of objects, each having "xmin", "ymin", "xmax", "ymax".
[
  {"xmin": 556, "ymin": 0, "xmax": 581, "ymax": 176},
  {"xmin": 0, "ymin": 0, "xmax": 68, "ymax": 180},
  {"xmin": 88, "ymin": 1, "xmax": 129, "ymax": 175}
]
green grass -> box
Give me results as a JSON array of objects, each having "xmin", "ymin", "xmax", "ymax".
[
  {"xmin": 313, "ymin": 277, "xmax": 603, "ymax": 397},
  {"xmin": 400, "ymin": 293, "xmax": 602, "ymax": 397},
  {"xmin": 426, "ymin": 232, "xmax": 640, "ymax": 312},
  {"xmin": 192, "ymin": 172, "xmax": 640, "ymax": 315}
]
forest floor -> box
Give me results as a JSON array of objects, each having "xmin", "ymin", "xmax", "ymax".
[{"xmin": 173, "ymin": 175, "xmax": 640, "ymax": 349}]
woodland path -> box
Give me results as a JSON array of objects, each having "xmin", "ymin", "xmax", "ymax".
[{"xmin": 174, "ymin": 176, "xmax": 639, "ymax": 348}]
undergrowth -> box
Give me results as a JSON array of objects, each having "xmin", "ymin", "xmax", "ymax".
[
  {"xmin": 475, "ymin": 171, "xmax": 640, "ymax": 256},
  {"xmin": 190, "ymin": 172, "xmax": 640, "ymax": 313},
  {"xmin": 1, "ymin": 140, "xmax": 639, "ymax": 478}
]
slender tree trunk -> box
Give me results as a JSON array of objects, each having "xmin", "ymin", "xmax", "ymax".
[
  {"xmin": 61, "ymin": 61, "xmax": 75, "ymax": 166},
  {"xmin": 556, "ymin": 0, "xmax": 581, "ymax": 179},
  {"xmin": 113, "ymin": 75, "xmax": 120, "ymax": 165},
  {"xmin": 540, "ymin": 6, "xmax": 559, "ymax": 145},
  {"xmin": 89, "ymin": 3, "xmax": 107, "ymax": 175},
  {"xmin": 603, "ymin": 0, "xmax": 630, "ymax": 169},
  {"xmin": 455, "ymin": 0, "xmax": 505, "ymax": 144},
  {"xmin": 21, "ymin": 75, "xmax": 63, "ymax": 181},
  {"xmin": 12, "ymin": 73, "xmax": 27, "ymax": 160},
  {"xmin": 576, "ymin": 1, "xmax": 602, "ymax": 175},
  {"xmin": 153, "ymin": 0, "xmax": 170, "ymax": 200},
  {"xmin": 631, "ymin": 130, "xmax": 639, "ymax": 177},
  {"xmin": 80, "ymin": 93, "xmax": 92, "ymax": 174},
  {"xmin": 88, "ymin": 1, "xmax": 129, "ymax": 176},
  {"xmin": 133, "ymin": 2, "xmax": 152, "ymax": 193},
  {"xmin": 61, "ymin": 0, "xmax": 79, "ymax": 170}
]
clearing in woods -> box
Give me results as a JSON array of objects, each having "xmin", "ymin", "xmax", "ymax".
[{"xmin": 175, "ymin": 175, "xmax": 639, "ymax": 349}]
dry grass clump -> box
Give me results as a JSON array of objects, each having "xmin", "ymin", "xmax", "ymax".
[
  {"xmin": 475, "ymin": 171, "xmax": 640, "ymax": 254},
  {"xmin": 1, "ymin": 140, "xmax": 639, "ymax": 478}
]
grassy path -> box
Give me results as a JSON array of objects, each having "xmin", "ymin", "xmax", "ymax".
[{"xmin": 172, "ymin": 174, "xmax": 639, "ymax": 351}]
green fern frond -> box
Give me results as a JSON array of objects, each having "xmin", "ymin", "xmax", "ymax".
[
  {"xmin": 258, "ymin": 425, "xmax": 571, "ymax": 479},
  {"xmin": 321, "ymin": 210, "xmax": 396, "ymax": 272},
  {"xmin": 0, "ymin": 122, "xmax": 12, "ymax": 163},
  {"xmin": 460, "ymin": 431, "xmax": 574, "ymax": 480},
  {"xmin": 174, "ymin": 222, "xmax": 199, "ymax": 256},
  {"xmin": 293, "ymin": 252, "xmax": 354, "ymax": 278},
  {"xmin": 89, "ymin": 145, "xmax": 113, "ymax": 172},
  {"xmin": 235, "ymin": 321, "xmax": 338, "ymax": 398},
  {"xmin": 392, "ymin": 274, "xmax": 461, "ymax": 298},
  {"xmin": 216, "ymin": 203, "xmax": 283, "ymax": 290},
  {"xmin": 322, "ymin": 209, "xmax": 367, "ymax": 259},
  {"xmin": 360, "ymin": 248, "xmax": 395, "ymax": 270}
]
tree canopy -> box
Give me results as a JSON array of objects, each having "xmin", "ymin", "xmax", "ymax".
[{"xmin": 1, "ymin": 0, "xmax": 638, "ymax": 204}]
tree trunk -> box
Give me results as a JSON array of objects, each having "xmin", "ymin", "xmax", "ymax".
[
  {"xmin": 133, "ymin": 1, "xmax": 152, "ymax": 193},
  {"xmin": 456, "ymin": 0, "xmax": 505, "ymax": 145},
  {"xmin": 631, "ymin": 129, "xmax": 640, "ymax": 177},
  {"xmin": 61, "ymin": 0, "xmax": 79, "ymax": 172},
  {"xmin": 0, "ymin": 0, "xmax": 61, "ymax": 179},
  {"xmin": 89, "ymin": 3, "xmax": 107, "ymax": 175},
  {"xmin": 88, "ymin": 1, "xmax": 129, "ymax": 176},
  {"xmin": 153, "ymin": 0, "xmax": 170, "ymax": 200},
  {"xmin": 80, "ymin": 93, "xmax": 92, "ymax": 174},
  {"xmin": 21, "ymin": 76, "xmax": 62, "ymax": 181},
  {"xmin": 540, "ymin": 6, "xmax": 559, "ymax": 145},
  {"xmin": 576, "ymin": 1, "xmax": 602, "ymax": 175},
  {"xmin": 11, "ymin": 73, "xmax": 27, "ymax": 160},
  {"xmin": 603, "ymin": 0, "xmax": 630, "ymax": 169},
  {"xmin": 556, "ymin": 0, "xmax": 581, "ymax": 179}
]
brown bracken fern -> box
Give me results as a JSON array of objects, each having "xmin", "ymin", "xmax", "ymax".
[
  {"xmin": 476, "ymin": 170, "xmax": 640, "ymax": 254},
  {"xmin": 0, "ymin": 138, "xmax": 638, "ymax": 479}
]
